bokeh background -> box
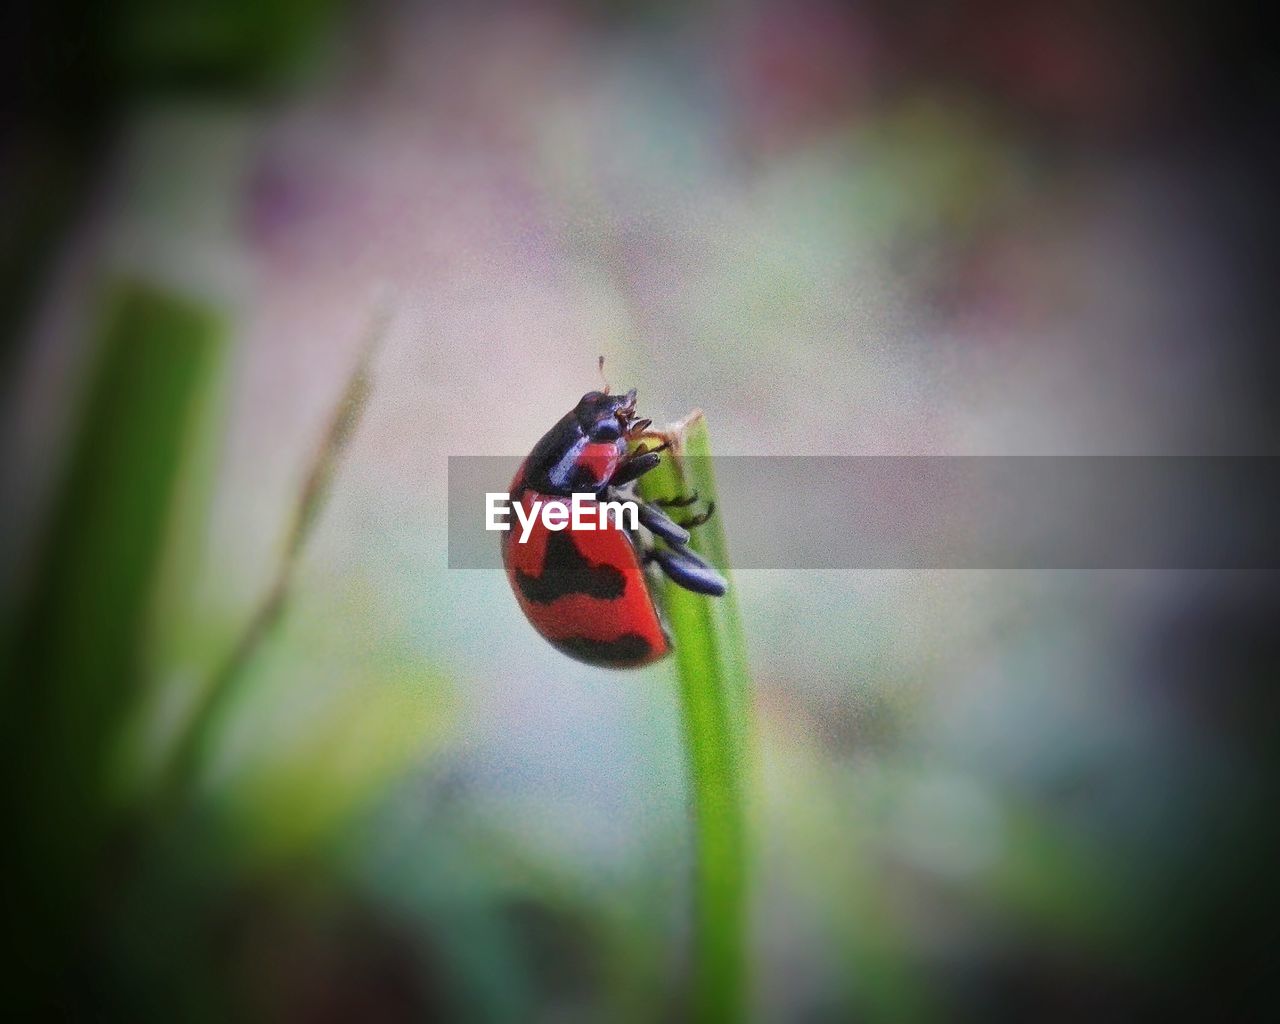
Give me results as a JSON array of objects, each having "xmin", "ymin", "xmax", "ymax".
[{"xmin": 3, "ymin": 1, "xmax": 1278, "ymax": 1019}]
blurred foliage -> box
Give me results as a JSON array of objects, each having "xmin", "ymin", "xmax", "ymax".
[
  {"xmin": 222, "ymin": 631, "xmax": 453, "ymax": 861},
  {"xmin": 2, "ymin": 280, "xmax": 226, "ymax": 1010},
  {"xmin": 112, "ymin": 0, "xmax": 341, "ymax": 91},
  {"xmin": 2, "ymin": 0, "xmax": 340, "ymax": 373},
  {"xmin": 0, "ymin": 280, "xmax": 454, "ymax": 1018}
]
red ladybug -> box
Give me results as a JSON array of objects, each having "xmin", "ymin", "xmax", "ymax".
[{"xmin": 502, "ymin": 383, "xmax": 726, "ymax": 667}]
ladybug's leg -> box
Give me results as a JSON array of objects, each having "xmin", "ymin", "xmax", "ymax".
[
  {"xmin": 609, "ymin": 442, "xmax": 669, "ymax": 488},
  {"xmin": 646, "ymin": 545, "xmax": 728, "ymax": 597},
  {"xmin": 676, "ymin": 501, "xmax": 716, "ymax": 529},
  {"xmin": 636, "ymin": 500, "xmax": 691, "ymax": 547},
  {"xmin": 642, "ymin": 495, "xmax": 716, "ymax": 529}
]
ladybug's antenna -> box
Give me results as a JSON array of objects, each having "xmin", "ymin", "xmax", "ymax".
[{"xmin": 597, "ymin": 354, "xmax": 611, "ymax": 394}]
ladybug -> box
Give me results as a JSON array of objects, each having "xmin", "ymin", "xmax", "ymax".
[{"xmin": 502, "ymin": 378, "xmax": 726, "ymax": 668}]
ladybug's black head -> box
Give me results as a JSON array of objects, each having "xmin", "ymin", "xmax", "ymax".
[{"xmin": 574, "ymin": 388, "xmax": 638, "ymax": 442}]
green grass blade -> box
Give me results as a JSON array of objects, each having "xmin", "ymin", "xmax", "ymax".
[
  {"xmin": 636, "ymin": 412, "xmax": 753, "ymax": 1023},
  {"xmin": 1, "ymin": 279, "xmax": 226, "ymax": 1000}
]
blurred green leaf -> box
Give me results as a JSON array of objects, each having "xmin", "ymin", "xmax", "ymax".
[
  {"xmin": 2, "ymin": 278, "xmax": 226, "ymax": 1002},
  {"xmin": 113, "ymin": 0, "xmax": 341, "ymax": 91}
]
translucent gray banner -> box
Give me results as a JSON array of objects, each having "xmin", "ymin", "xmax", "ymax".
[{"xmin": 447, "ymin": 457, "xmax": 1279, "ymax": 570}]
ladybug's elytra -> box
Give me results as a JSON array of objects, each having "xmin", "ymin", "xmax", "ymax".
[{"xmin": 502, "ymin": 383, "xmax": 727, "ymax": 668}]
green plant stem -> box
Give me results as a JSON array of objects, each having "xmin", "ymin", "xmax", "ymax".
[
  {"xmin": 636, "ymin": 412, "xmax": 753, "ymax": 1023},
  {"xmin": 161, "ymin": 305, "xmax": 386, "ymax": 803}
]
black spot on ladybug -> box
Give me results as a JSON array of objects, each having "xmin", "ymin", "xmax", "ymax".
[
  {"xmin": 553, "ymin": 634, "xmax": 653, "ymax": 666},
  {"xmin": 515, "ymin": 531, "xmax": 626, "ymax": 604}
]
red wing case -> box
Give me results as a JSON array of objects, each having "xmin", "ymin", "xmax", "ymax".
[{"xmin": 502, "ymin": 492, "xmax": 669, "ymax": 668}]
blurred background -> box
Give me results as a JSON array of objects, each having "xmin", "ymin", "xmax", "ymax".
[{"xmin": 3, "ymin": 0, "xmax": 1278, "ymax": 1019}]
